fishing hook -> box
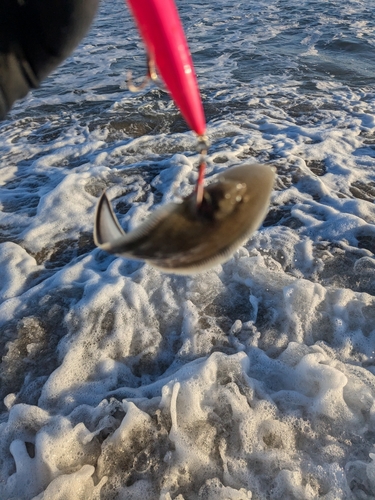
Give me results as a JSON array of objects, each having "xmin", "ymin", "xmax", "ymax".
[
  {"xmin": 195, "ymin": 135, "xmax": 209, "ymax": 209},
  {"xmin": 127, "ymin": 55, "xmax": 161, "ymax": 92}
]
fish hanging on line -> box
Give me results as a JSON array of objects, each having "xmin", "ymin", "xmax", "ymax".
[
  {"xmin": 94, "ymin": 0, "xmax": 275, "ymax": 273},
  {"xmin": 94, "ymin": 163, "xmax": 275, "ymax": 274}
]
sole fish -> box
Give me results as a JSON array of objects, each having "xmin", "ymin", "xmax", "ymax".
[{"xmin": 94, "ymin": 163, "xmax": 275, "ymax": 274}]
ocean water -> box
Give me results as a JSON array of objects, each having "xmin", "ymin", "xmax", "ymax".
[{"xmin": 1, "ymin": 0, "xmax": 375, "ymax": 498}]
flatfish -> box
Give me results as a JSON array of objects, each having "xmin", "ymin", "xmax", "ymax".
[{"xmin": 94, "ymin": 163, "xmax": 275, "ymax": 274}]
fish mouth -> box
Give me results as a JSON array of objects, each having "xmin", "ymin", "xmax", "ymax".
[{"xmin": 94, "ymin": 163, "xmax": 275, "ymax": 274}]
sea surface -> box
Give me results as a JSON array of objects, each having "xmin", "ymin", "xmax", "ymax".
[{"xmin": 1, "ymin": 0, "xmax": 375, "ymax": 498}]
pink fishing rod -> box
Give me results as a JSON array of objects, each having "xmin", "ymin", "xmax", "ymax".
[{"xmin": 125, "ymin": 0, "xmax": 206, "ymax": 138}]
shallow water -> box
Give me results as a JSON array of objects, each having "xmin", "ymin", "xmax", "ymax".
[{"xmin": 1, "ymin": 0, "xmax": 375, "ymax": 498}]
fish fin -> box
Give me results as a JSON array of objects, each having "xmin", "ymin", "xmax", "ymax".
[{"xmin": 94, "ymin": 191, "xmax": 126, "ymax": 246}]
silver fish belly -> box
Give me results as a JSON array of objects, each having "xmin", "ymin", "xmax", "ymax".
[{"xmin": 94, "ymin": 163, "xmax": 275, "ymax": 274}]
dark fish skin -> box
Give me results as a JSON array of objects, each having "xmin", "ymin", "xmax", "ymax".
[{"xmin": 94, "ymin": 163, "xmax": 275, "ymax": 274}]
